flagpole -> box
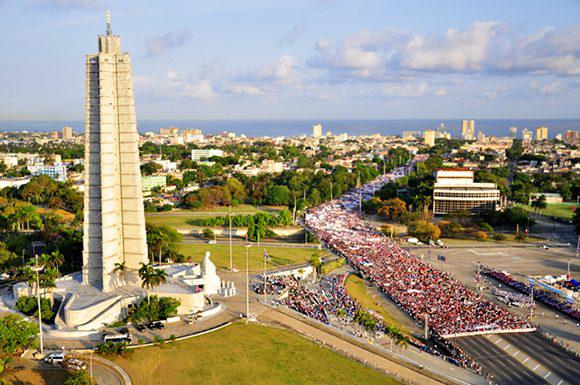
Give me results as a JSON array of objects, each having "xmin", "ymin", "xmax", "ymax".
[
  {"xmin": 228, "ymin": 205, "xmax": 233, "ymax": 271},
  {"xmin": 244, "ymin": 236, "xmax": 251, "ymax": 319},
  {"xmin": 263, "ymin": 249, "xmax": 267, "ymax": 304}
]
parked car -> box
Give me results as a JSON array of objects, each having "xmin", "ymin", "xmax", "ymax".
[
  {"xmin": 147, "ymin": 321, "xmax": 164, "ymax": 330},
  {"xmin": 135, "ymin": 323, "xmax": 146, "ymax": 332},
  {"xmin": 208, "ymin": 240, "xmax": 217, "ymax": 244},
  {"xmin": 44, "ymin": 352, "xmax": 65, "ymax": 365},
  {"xmin": 64, "ymin": 358, "xmax": 86, "ymax": 371}
]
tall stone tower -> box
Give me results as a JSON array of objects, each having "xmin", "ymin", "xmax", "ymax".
[{"xmin": 83, "ymin": 11, "xmax": 148, "ymax": 292}]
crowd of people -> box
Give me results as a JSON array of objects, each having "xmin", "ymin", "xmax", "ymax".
[
  {"xmin": 305, "ymin": 164, "xmax": 533, "ymax": 338},
  {"xmin": 482, "ymin": 265, "xmax": 580, "ymax": 321}
]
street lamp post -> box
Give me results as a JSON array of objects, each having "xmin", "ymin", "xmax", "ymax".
[
  {"xmin": 31, "ymin": 254, "xmax": 44, "ymax": 355},
  {"xmin": 244, "ymin": 239, "xmax": 252, "ymax": 319},
  {"xmin": 228, "ymin": 205, "xmax": 233, "ymax": 271}
]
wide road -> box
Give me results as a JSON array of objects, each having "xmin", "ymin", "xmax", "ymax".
[
  {"xmin": 454, "ymin": 335, "xmax": 548, "ymax": 385},
  {"xmin": 501, "ymin": 332, "xmax": 580, "ymax": 385}
]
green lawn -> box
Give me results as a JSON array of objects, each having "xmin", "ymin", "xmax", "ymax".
[
  {"xmin": 345, "ymin": 275, "xmax": 410, "ymax": 336},
  {"xmin": 516, "ymin": 202, "xmax": 578, "ymax": 220},
  {"xmin": 177, "ymin": 243, "xmax": 324, "ymax": 271},
  {"xmin": 112, "ymin": 322, "xmax": 400, "ymax": 385},
  {"xmin": 146, "ymin": 205, "xmax": 286, "ymax": 229}
]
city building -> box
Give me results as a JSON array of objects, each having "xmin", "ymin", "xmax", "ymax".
[
  {"xmin": 522, "ymin": 128, "xmax": 533, "ymax": 143},
  {"xmin": 191, "ymin": 148, "xmax": 224, "ymax": 161},
  {"xmin": 142, "ymin": 175, "xmax": 167, "ymax": 192},
  {"xmin": 477, "ymin": 131, "xmax": 486, "ymax": 142},
  {"xmin": 62, "ymin": 126, "xmax": 73, "ymax": 140},
  {"xmin": 461, "ymin": 120, "xmax": 475, "ymax": 140},
  {"xmin": 51, "ymin": 131, "xmax": 59, "ymax": 141},
  {"xmin": 529, "ymin": 192, "xmax": 562, "ymax": 204},
  {"xmin": 435, "ymin": 123, "xmax": 451, "ymax": 139},
  {"xmin": 0, "ymin": 154, "xmax": 18, "ymax": 168},
  {"xmin": 536, "ymin": 126, "xmax": 548, "ymax": 141},
  {"xmin": 402, "ymin": 130, "xmax": 421, "ymax": 139},
  {"xmin": 160, "ymin": 126, "xmax": 180, "ymax": 135},
  {"xmin": 312, "ymin": 123, "xmax": 323, "ymax": 138},
  {"xmin": 509, "ymin": 126, "xmax": 518, "ymax": 138},
  {"xmin": 0, "ymin": 177, "xmax": 32, "ymax": 189},
  {"xmin": 565, "ymin": 130, "xmax": 579, "ymax": 142},
  {"xmin": 28, "ymin": 164, "xmax": 67, "ymax": 181},
  {"xmin": 423, "ymin": 130, "xmax": 436, "ymax": 147},
  {"xmin": 433, "ymin": 169, "xmax": 501, "ymax": 215}
]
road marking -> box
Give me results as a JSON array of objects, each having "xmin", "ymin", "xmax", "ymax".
[
  {"xmin": 522, "ymin": 357, "xmax": 529, "ymax": 363},
  {"xmin": 533, "ymin": 364, "xmax": 540, "ymax": 371},
  {"xmin": 494, "ymin": 338, "xmax": 501, "ymax": 344},
  {"xmin": 512, "ymin": 350, "xmax": 519, "ymax": 357},
  {"xmin": 557, "ymin": 380, "xmax": 563, "ymax": 385},
  {"xmin": 504, "ymin": 344, "xmax": 511, "ymax": 350},
  {"xmin": 543, "ymin": 371, "xmax": 551, "ymax": 379}
]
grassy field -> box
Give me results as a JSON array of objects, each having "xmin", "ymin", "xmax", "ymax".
[
  {"xmin": 146, "ymin": 205, "xmax": 285, "ymax": 228},
  {"xmin": 112, "ymin": 322, "xmax": 400, "ymax": 385},
  {"xmin": 0, "ymin": 363, "xmax": 67, "ymax": 385},
  {"xmin": 516, "ymin": 202, "xmax": 578, "ymax": 220},
  {"xmin": 177, "ymin": 243, "xmax": 324, "ymax": 271},
  {"xmin": 345, "ymin": 275, "xmax": 410, "ymax": 336}
]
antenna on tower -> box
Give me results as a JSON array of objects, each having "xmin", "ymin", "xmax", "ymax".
[{"xmin": 106, "ymin": 10, "xmax": 111, "ymax": 35}]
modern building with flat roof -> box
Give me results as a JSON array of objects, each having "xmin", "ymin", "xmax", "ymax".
[
  {"xmin": 433, "ymin": 169, "xmax": 501, "ymax": 215},
  {"xmin": 191, "ymin": 148, "xmax": 224, "ymax": 161}
]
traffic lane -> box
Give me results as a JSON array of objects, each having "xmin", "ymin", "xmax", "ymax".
[
  {"xmin": 454, "ymin": 336, "xmax": 548, "ymax": 385},
  {"xmin": 91, "ymin": 361, "xmax": 124, "ymax": 385},
  {"xmin": 502, "ymin": 332, "xmax": 580, "ymax": 384}
]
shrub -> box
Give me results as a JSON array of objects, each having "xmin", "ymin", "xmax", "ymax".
[
  {"xmin": 95, "ymin": 341, "xmax": 128, "ymax": 356},
  {"xmin": 15, "ymin": 296, "xmax": 55, "ymax": 322},
  {"xmin": 438, "ymin": 220, "xmax": 463, "ymax": 237},
  {"xmin": 201, "ymin": 228, "xmax": 214, "ymax": 240},
  {"xmin": 515, "ymin": 233, "xmax": 528, "ymax": 241},
  {"xmin": 472, "ymin": 231, "xmax": 488, "ymax": 240},
  {"xmin": 65, "ymin": 370, "xmax": 94, "ymax": 385},
  {"xmin": 479, "ymin": 222, "xmax": 494, "ymax": 234},
  {"xmin": 131, "ymin": 295, "xmax": 181, "ymax": 322},
  {"xmin": 321, "ymin": 258, "xmax": 345, "ymax": 275},
  {"xmin": 493, "ymin": 233, "xmax": 507, "ymax": 241},
  {"xmin": 408, "ymin": 220, "xmax": 441, "ymax": 243}
]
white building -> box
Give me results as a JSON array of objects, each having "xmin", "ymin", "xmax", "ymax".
[
  {"xmin": 312, "ymin": 123, "xmax": 323, "ymax": 138},
  {"xmin": 461, "ymin": 120, "xmax": 475, "ymax": 140},
  {"xmin": 191, "ymin": 148, "xmax": 224, "ymax": 161},
  {"xmin": 433, "ymin": 169, "xmax": 501, "ymax": 215},
  {"xmin": 28, "ymin": 164, "xmax": 67, "ymax": 181},
  {"xmin": 424, "ymin": 130, "xmax": 436, "ymax": 147}
]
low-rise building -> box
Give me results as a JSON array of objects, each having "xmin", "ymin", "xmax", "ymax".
[
  {"xmin": 28, "ymin": 164, "xmax": 67, "ymax": 181},
  {"xmin": 142, "ymin": 175, "xmax": 167, "ymax": 192},
  {"xmin": 529, "ymin": 192, "xmax": 563, "ymax": 204},
  {"xmin": 191, "ymin": 148, "xmax": 224, "ymax": 161},
  {"xmin": 433, "ymin": 169, "xmax": 501, "ymax": 215}
]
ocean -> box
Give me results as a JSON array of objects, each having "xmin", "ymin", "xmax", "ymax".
[{"xmin": 0, "ymin": 119, "xmax": 579, "ymax": 138}]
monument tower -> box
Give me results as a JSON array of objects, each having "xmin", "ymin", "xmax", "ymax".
[{"xmin": 83, "ymin": 11, "xmax": 148, "ymax": 292}]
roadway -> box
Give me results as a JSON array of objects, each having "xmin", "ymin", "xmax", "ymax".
[
  {"xmin": 501, "ymin": 332, "xmax": 580, "ymax": 385},
  {"xmin": 453, "ymin": 335, "xmax": 548, "ymax": 385}
]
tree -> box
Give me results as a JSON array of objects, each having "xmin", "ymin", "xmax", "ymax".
[
  {"xmin": 0, "ymin": 242, "xmax": 18, "ymax": 271},
  {"xmin": 0, "ymin": 315, "xmax": 38, "ymax": 374},
  {"xmin": 265, "ymin": 185, "xmax": 291, "ymax": 206},
  {"xmin": 201, "ymin": 228, "xmax": 215, "ymax": 240},
  {"xmin": 152, "ymin": 268, "xmax": 167, "ymax": 295},
  {"xmin": 146, "ymin": 224, "xmax": 182, "ymax": 264},
  {"xmin": 309, "ymin": 252, "xmax": 322, "ymax": 274},
  {"xmin": 376, "ymin": 198, "xmax": 407, "ymax": 221},
  {"xmin": 65, "ymin": 370, "xmax": 94, "ymax": 385},
  {"xmin": 138, "ymin": 263, "xmax": 156, "ymax": 303},
  {"xmin": 407, "ymin": 220, "xmax": 441, "ymax": 242},
  {"xmin": 140, "ymin": 161, "xmax": 162, "ymax": 176},
  {"xmin": 530, "ymin": 194, "xmax": 548, "ymax": 216}
]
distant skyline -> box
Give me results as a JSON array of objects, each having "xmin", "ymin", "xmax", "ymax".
[{"xmin": 0, "ymin": 0, "xmax": 579, "ymax": 120}]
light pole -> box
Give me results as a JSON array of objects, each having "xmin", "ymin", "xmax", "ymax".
[
  {"xmin": 31, "ymin": 254, "xmax": 44, "ymax": 355},
  {"xmin": 263, "ymin": 250, "xmax": 267, "ymax": 304},
  {"xmin": 244, "ymin": 239, "xmax": 252, "ymax": 319},
  {"xmin": 228, "ymin": 205, "xmax": 233, "ymax": 271}
]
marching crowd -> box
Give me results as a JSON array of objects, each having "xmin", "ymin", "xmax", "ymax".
[
  {"xmin": 305, "ymin": 168, "xmax": 533, "ymax": 338},
  {"xmin": 482, "ymin": 265, "xmax": 580, "ymax": 321}
]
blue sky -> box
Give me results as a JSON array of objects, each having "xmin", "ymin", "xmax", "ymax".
[{"xmin": 0, "ymin": 0, "xmax": 579, "ymax": 120}]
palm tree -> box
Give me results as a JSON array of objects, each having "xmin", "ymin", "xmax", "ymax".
[
  {"xmin": 40, "ymin": 251, "xmax": 64, "ymax": 272},
  {"xmin": 138, "ymin": 262, "xmax": 155, "ymax": 304},
  {"xmin": 113, "ymin": 261, "xmax": 126, "ymax": 284},
  {"xmin": 40, "ymin": 267, "xmax": 59, "ymax": 304},
  {"xmin": 14, "ymin": 266, "xmax": 35, "ymax": 296},
  {"xmin": 531, "ymin": 194, "xmax": 548, "ymax": 217},
  {"xmin": 152, "ymin": 268, "xmax": 167, "ymax": 295}
]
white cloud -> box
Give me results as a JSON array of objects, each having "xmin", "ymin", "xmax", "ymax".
[
  {"xmin": 145, "ymin": 30, "xmax": 192, "ymax": 57},
  {"xmin": 279, "ymin": 21, "xmax": 309, "ymax": 46},
  {"xmin": 225, "ymin": 84, "xmax": 264, "ymax": 95},
  {"xmin": 309, "ymin": 22, "xmax": 580, "ymax": 80},
  {"xmin": 382, "ymin": 82, "xmax": 446, "ymax": 97}
]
